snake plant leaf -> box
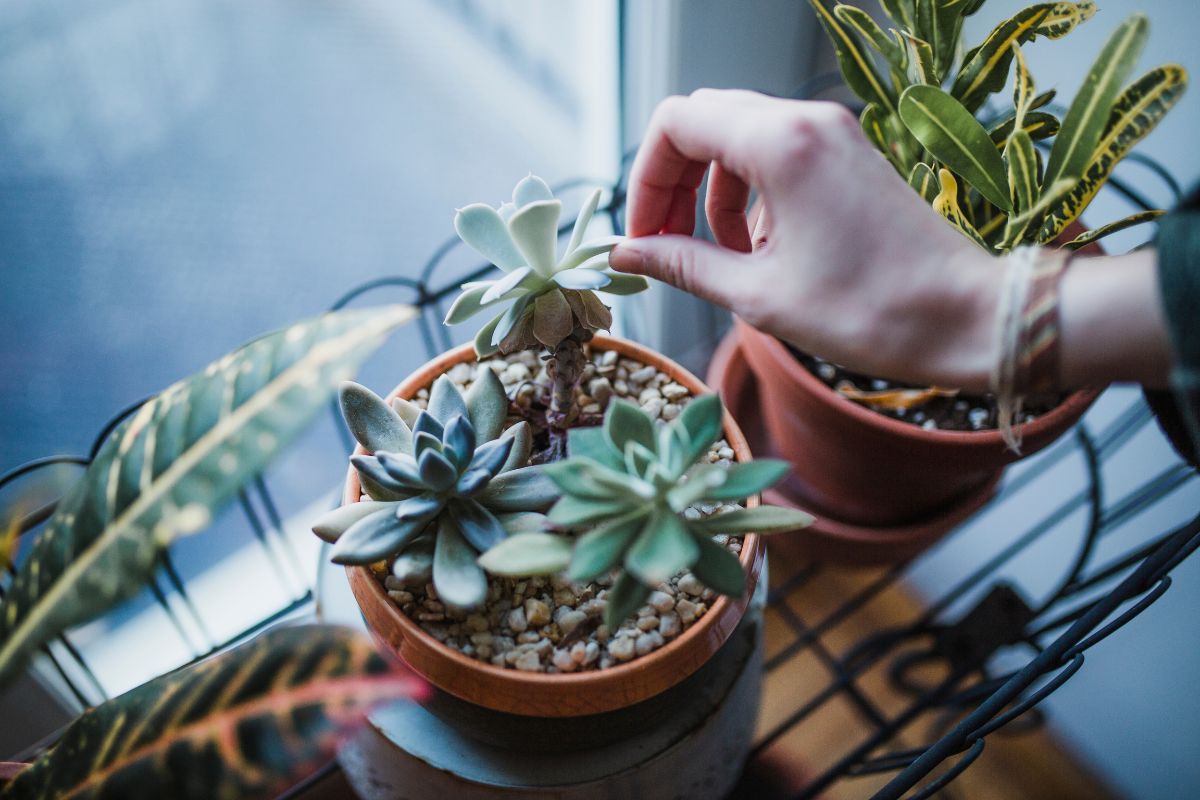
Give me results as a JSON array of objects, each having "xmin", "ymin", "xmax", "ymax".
[
  {"xmin": 691, "ymin": 505, "xmax": 816, "ymax": 535},
  {"xmin": 433, "ymin": 515, "xmax": 488, "ymax": 609},
  {"xmin": 447, "ymin": 498, "xmax": 508, "ymax": 553},
  {"xmin": 553, "ymin": 269, "xmax": 612, "ymax": 291},
  {"xmin": 567, "ymin": 511, "xmax": 648, "ymax": 583},
  {"xmin": 513, "ymin": 173, "xmax": 554, "ymax": 208},
  {"xmin": 1062, "ymin": 209, "xmax": 1166, "ymax": 250},
  {"xmin": 807, "ymin": 0, "xmax": 897, "ymax": 113},
  {"xmin": 476, "ymin": 532, "xmax": 572, "ymax": 577},
  {"xmin": 428, "ymin": 376, "xmax": 470, "ymax": 428},
  {"xmin": 899, "ymin": 85, "xmax": 1013, "ymax": 213},
  {"xmin": 1004, "ymin": 129, "xmax": 1040, "ymax": 214},
  {"xmin": 497, "ymin": 511, "xmax": 550, "ymax": 535},
  {"xmin": 605, "ymin": 399, "xmax": 657, "ymax": 455},
  {"xmin": 604, "ymin": 571, "xmax": 652, "ymax": 631},
  {"xmin": 1003, "ymin": 177, "xmax": 1076, "ymax": 247},
  {"xmin": 989, "ymin": 110, "xmax": 1060, "ymax": 149},
  {"xmin": 598, "ymin": 271, "xmax": 650, "ymax": 296},
  {"xmin": 532, "ymin": 289, "xmax": 574, "ymax": 348},
  {"xmin": 417, "ymin": 449, "xmax": 458, "ymax": 493},
  {"xmin": 329, "ymin": 507, "xmax": 429, "ymax": 565},
  {"xmin": 311, "ymin": 500, "xmax": 397, "ymax": 543},
  {"xmin": 392, "ymin": 535, "xmax": 435, "ymax": 586},
  {"xmin": 442, "ymin": 416, "xmax": 476, "ymax": 471},
  {"xmin": 0, "ymin": 625, "xmax": 425, "ymax": 800},
  {"xmin": 933, "ymin": 169, "xmax": 991, "ymax": 249},
  {"xmin": 566, "ymin": 188, "xmax": 603, "ymax": 256},
  {"xmin": 464, "ymin": 366, "xmax": 509, "ymax": 443},
  {"xmin": 677, "ymin": 394, "xmax": 725, "ymax": 466},
  {"xmin": 508, "ymin": 199, "xmax": 562, "ymax": 277},
  {"xmin": 626, "ymin": 511, "xmax": 698, "ymax": 587},
  {"xmin": 473, "ymin": 312, "xmax": 503, "ymax": 358},
  {"xmin": 566, "ymin": 425, "xmax": 624, "ymax": 471},
  {"xmin": 339, "ymin": 382, "xmax": 412, "ymax": 455},
  {"xmin": 1039, "ymin": 63, "xmax": 1188, "ymax": 241},
  {"xmin": 951, "ymin": 5, "xmax": 1053, "ymax": 113},
  {"xmin": 454, "ymin": 203, "xmax": 527, "ymax": 272},
  {"xmin": 498, "ymin": 421, "xmax": 533, "ymax": 473},
  {"xmin": 699, "ymin": 460, "xmax": 792, "ymax": 502},
  {"xmin": 908, "ymin": 162, "xmax": 940, "ymax": 204},
  {"xmin": 475, "ymin": 466, "xmax": 559, "ymax": 512},
  {"xmin": 689, "ymin": 535, "xmax": 746, "ymax": 597},
  {"xmin": 0, "ymin": 306, "xmax": 414, "ymax": 688},
  {"xmin": 833, "ymin": 5, "xmax": 902, "ymax": 68},
  {"xmin": 548, "ymin": 495, "xmax": 637, "ymax": 528},
  {"xmin": 899, "ymin": 31, "xmax": 937, "ymax": 86},
  {"xmin": 1043, "ymin": 14, "xmax": 1148, "ymax": 189}
]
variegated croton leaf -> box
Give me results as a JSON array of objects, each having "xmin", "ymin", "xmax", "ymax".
[
  {"xmin": 444, "ymin": 175, "xmax": 649, "ymax": 357},
  {"xmin": 0, "ymin": 305, "xmax": 416, "ymax": 687},
  {"xmin": 477, "ymin": 395, "xmax": 814, "ymax": 629},
  {"xmin": 0, "ymin": 625, "xmax": 427, "ymax": 800}
]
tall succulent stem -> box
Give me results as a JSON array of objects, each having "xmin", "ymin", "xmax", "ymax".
[{"xmin": 544, "ymin": 327, "xmax": 592, "ymax": 461}]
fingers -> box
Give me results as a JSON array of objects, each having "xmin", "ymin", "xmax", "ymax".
[
  {"xmin": 706, "ymin": 162, "xmax": 752, "ymax": 253},
  {"xmin": 608, "ymin": 235, "xmax": 749, "ymax": 310},
  {"xmin": 625, "ymin": 89, "xmax": 769, "ymax": 238}
]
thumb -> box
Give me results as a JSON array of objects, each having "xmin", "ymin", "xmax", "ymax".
[{"xmin": 608, "ymin": 235, "xmax": 746, "ymax": 309}]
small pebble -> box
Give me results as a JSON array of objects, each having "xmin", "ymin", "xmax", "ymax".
[
  {"xmin": 661, "ymin": 382, "xmax": 688, "ymax": 401},
  {"xmin": 525, "ymin": 598, "xmax": 552, "ymax": 627},
  {"xmin": 661, "ymin": 403, "xmax": 681, "ymax": 420},
  {"xmin": 552, "ymin": 649, "xmax": 577, "ymax": 672},
  {"xmin": 678, "ymin": 574, "xmax": 705, "ymax": 596},
  {"xmin": 637, "ymin": 615, "xmax": 660, "ymax": 632},
  {"xmin": 557, "ymin": 609, "xmax": 588, "ymax": 637},
  {"xmin": 508, "ymin": 607, "xmax": 528, "ymax": 633},
  {"xmin": 630, "ymin": 365, "xmax": 657, "ymax": 384},
  {"xmin": 922, "ymin": 419, "xmax": 938, "ymax": 431},
  {"xmin": 514, "ymin": 650, "xmax": 542, "ymax": 672},
  {"xmin": 609, "ymin": 637, "xmax": 636, "ymax": 662},
  {"xmin": 817, "ymin": 363, "xmax": 837, "ymax": 381},
  {"xmin": 635, "ymin": 631, "xmax": 665, "ymax": 656},
  {"xmin": 659, "ymin": 612, "xmax": 682, "ymax": 637},
  {"xmin": 648, "ymin": 590, "xmax": 675, "ymax": 613},
  {"xmin": 676, "ymin": 598, "xmax": 700, "ymax": 624},
  {"xmin": 642, "ymin": 398, "xmax": 665, "ymax": 419}
]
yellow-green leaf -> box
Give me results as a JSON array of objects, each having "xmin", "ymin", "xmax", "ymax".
[
  {"xmin": 1, "ymin": 625, "xmax": 426, "ymax": 800},
  {"xmin": 1002, "ymin": 178, "xmax": 1076, "ymax": 249},
  {"xmin": 879, "ymin": 0, "xmax": 914, "ymax": 30},
  {"xmin": 1034, "ymin": 0, "xmax": 1096, "ymax": 39},
  {"xmin": 834, "ymin": 5, "xmax": 902, "ymax": 69},
  {"xmin": 1043, "ymin": 14, "xmax": 1148, "ymax": 189},
  {"xmin": 1004, "ymin": 129, "xmax": 1040, "ymax": 214},
  {"xmin": 1062, "ymin": 209, "xmax": 1165, "ymax": 250},
  {"xmin": 808, "ymin": 0, "xmax": 897, "ymax": 113},
  {"xmin": 1040, "ymin": 63, "xmax": 1188, "ymax": 240},
  {"xmin": 861, "ymin": 104, "xmax": 902, "ymax": 173},
  {"xmin": 1011, "ymin": 43, "xmax": 1035, "ymax": 128},
  {"xmin": 899, "ymin": 85, "xmax": 1013, "ymax": 213},
  {"xmin": 914, "ymin": 0, "xmax": 971, "ymax": 80},
  {"xmin": 933, "ymin": 169, "xmax": 991, "ymax": 250},
  {"xmin": 0, "ymin": 305, "xmax": 415, "ymax": 687},
  {"xmin": 900, "ymin": 31, "xmax": 937, "ymax": 86},
  {"xmin": 952, "ymin": 5, "xmax": 1054, "ymax": 112},
  {"xmin": 989, "ymin": 111, "xmax": 1060, "ymax": 150},
  {"xmin": 908, "ymin": 162, "xmax": 940, "ymax": 204}
]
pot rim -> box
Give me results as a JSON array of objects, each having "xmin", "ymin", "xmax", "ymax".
[
  {"xmin": 343, "ymin": 333, "xmax": 765, "ymax": 716},
  {"xmin": 733, "ymin": 317, "xmax": 1102, "ymax": 447}
]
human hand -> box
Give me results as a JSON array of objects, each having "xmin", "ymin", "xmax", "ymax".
[{"xmin": 609, "ymin": 89, "xmax": 1001, "ymax": 391}]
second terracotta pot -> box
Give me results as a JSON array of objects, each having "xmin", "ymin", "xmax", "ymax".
[{"xmin": 727, "ymin": 317, "xmax": 1099, "ymax": 531}]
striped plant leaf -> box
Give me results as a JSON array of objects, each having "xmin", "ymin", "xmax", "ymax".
[
  {"xmin": 989, "ymin": 111, "xmax": 1060, "ymax": 149},
  {"xmin": 1042, "ymin": 14, "xmax": 1148, "ymax": 189},
  {"xmin": 879, "ymin": 0, "xmax": 914, "ymax": 30},
  {"xmin": 1034, "ymin": 0, "xmax": 1096, "ymax": 39},
  {"xmin": 1004, "ymin": 129, "xmax": 1040, "ymax": 214},
  {"xmin": 861, "ymin": 104, "xmax": 903, "ymax": 172},
  {"xmin": 834, "ymin": 5, "xmax": 902, "ymax": 70},
  {"xmin": 974, "ymin": 201, "xmax": 1009, "ymax": 246},
  {"xmin": 0, "ymin": 625, "xmax": 427, "ymax": 800},
  {"xmin": 900, "ymin": 32, "xmax": 937, "ymax": 86},
  {"xmin": 1002, "ymin": 178, "xmax": 1076, "ymax": 248},
  {"xmin": 932, "ymin": 169, "xmax": 990, "ymax": 250},
  {"xmin": 1062, "ymin": 209, "xmax": 1165, "ymax": 250},
  {"xmin": 0, "ymin": 305, "xmax": 415, "ymax": 687},
  {"xmin": 908, "ymin": 162, "xmax": 940, "ymax": 204},
  {"xmin": 1039, "ymin": 63, "xmax": 1187, "ymax": 240},
  {"xmin": 808, "ymin": 0, "xmax": 897, "ymax": 113},
  {"xmin": 914, "ymin": 0, "xmax": 970, "ymax": 81},
  {"xmin": 1011, "ymin": 43, "xmax": 1035, "ymax": 127},
  {"xmin": 899, "ymin": 85, "xmax": 1013, "ymax": 212},
  {"xmin": 951, "ymin": 5, "xmax": 1054, "ymax": 112}
]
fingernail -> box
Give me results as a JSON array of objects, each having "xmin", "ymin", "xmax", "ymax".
[{"xmin": 608, "ymin": 243, "xmax": 644, "ymax": 273}]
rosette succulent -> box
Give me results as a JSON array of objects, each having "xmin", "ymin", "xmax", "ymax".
[
  {"xmin": 478, "ymin": 395, "xmax": 815, "ymax": 628},
  {"xmin": 312, "ymin": 369, "xmax": 557, "ymax": 609}
]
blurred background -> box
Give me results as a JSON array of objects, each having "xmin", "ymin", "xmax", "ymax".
[{"xmin": 1, "ymin": 1, "xmax": 1198, "ymax": 797}]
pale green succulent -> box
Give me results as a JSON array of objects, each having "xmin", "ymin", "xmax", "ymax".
[
  {"xmin": 444, "ymin": 175, "xmax": 649, "ymax": 357},
  {"xmin": 312, "ymin": 370, "xmax": 557, "ymax": 610},
  {"xmin": 478, "ymin": 395, "xmax": 815, "ymax": 628}
]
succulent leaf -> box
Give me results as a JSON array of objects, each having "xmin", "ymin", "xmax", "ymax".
[
  {"xmin": 443, "ymin": 283, "xmax": 492, "ymax": 325},
  {"xmin": 532, "ymin": 288, "xmax": 575, "ymax": 348},
  {"xmin": 340, "ymin": 381, "xmax": 413, "ymax": 455},
  {"xmin": 604, "ymin": 571, "xmax": 652, "ymax": 632},
  {"xmin": 566, "ymin": 187, "xmax": 603, "ymax": 255},
  {"xmin": 567, "ymin": 511, "xmax": 647, "ymax": 582},
  {"xmin": 475, "ymin": 466, "xmax": 560, "ymax": 511},
  {"xmin": 417, "ymin": 449, "xmax": 458, "ymax": 493},
  {"xmin": 553, "ymin": 269, "xmax": 612, "ymax": 291},
  {"xmin": 352, "ymin": 455, "xmax": 420, "ymax": 501},
  {"xmin": 376, "ymin": 452, "xmax": 425, "ymax": 489},
  {"xmin": 331, "ymin": 508, "xmax": 427, "ymax": 565},
  {"xmin": 390, "ymin": 396, "xmax": 422, "ymax": 428},
  {"xmin": 548, "ymin": 495, "xmax": 637, "ymax": 528},
  {"xmin": 598, "ymin": 271, "xmax": 650, "ymax": 295},
  {"xmin": 413, "ymin": 431, "xmax": 443, "ymax": 461},
  {"xmin": 513, "ymin": 173, "xmax": 554, "ymax": 207},
  {"xmin": 701, "ymin": 460, "xmax": 792, "ymax": 502},
  {"xmin": 498, "ymin": 421, "xmax": 533, "ymax": 472},
  {"xmin": 689, "ymin": 535, "xmax": 747, "ymax": 596},
  {"xmin": 691, "ymin": 506, "xmax": 817, "ymax": 535},
  {"xmin": 566, "ymin": 425, "xmax": 624, "ymax": 471},
  {"xmin": 464, "ymin": 367, "xmax": 509, "ymax": 443},
  {"xmin": 442, "ymin": 416, "xmax": 477, "ymax": 471},
  {"xmin": 428, "ymin": 375, "xmax": 470, "ymax": 427},
  {"xmin": 605, "ymin": 399, "xmax": 656, "ymax": 456},
  {"xmin": 508, "ymin": 199, "xmax": 562, "ymax": 277},
  {"xmin": 473, "ymin": 313, "xmax": 503, "ymax": 358},
  {"xmin": 312, "ymin": 500, "xmax": 397, "ymax": 543},
  {"xmin": 412, "ymin": 410, "xmax": 445, "ymax": 443},
  {"xmin": 395, "ymin": 494, "xmax": 443, "ymax": 524},
  {"xmin": 454, "ymin": 203, "xmax": 527, "ymax": 271},
  {"xmin": 625, "ymin": 511, "xmax": 698, "ymax": 586},
  {"xmin": 392, "ymin": 535, "xmax": 435, "ymax": 586},
  {"xmin": 482, "ymin": 266, "xmax": 539, "ymax": 304},
  {"xmin": 556, "ymin": 235, "xmax": 624, "ymax": 271},
  {"xmin": 497, "ymin": 511, "xmax": 551, "ymax": 535},
  {"xmin": 677, "ymin": 394, "xmax": 724, "ymax": 464},
  {"xmin": 433, "ymin": 516, "xmax": 488, "ymax": 609},
  {"xmin": 469, "ymin": 437, "xmax": 517, "ymax": 480},
  {"xmin": 447, "ymin": 498, "xmax": 508, "ymax": 552},
  {"xmin": 477, "ymin": 532, "xmax": 573, "ymax": 577}
]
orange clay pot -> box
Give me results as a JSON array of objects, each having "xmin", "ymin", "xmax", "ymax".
[
  {"xmin": 345, "ymin": 334, "xmax": 765, "ymax": 718},
  {"xmin": 712, "ymin": 317, "xmax": 1099, "ymax": 564}
]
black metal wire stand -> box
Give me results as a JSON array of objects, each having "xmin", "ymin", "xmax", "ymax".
[{"xmin": 3, "ymin": 149, "xmax": 1195, "ymax": 798}]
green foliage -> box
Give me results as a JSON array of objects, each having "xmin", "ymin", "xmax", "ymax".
[
  {"xmin": 445, "ymin": 175, "xmax": 649, "ymax": 357},
  {"xmin": 0, "ymin": 305, "xmax": 416, "ymax": 687},
  {"xmin": 0, "ymin": 625, "xmax": 426, "ymax": 800},
  {"xmin": 813, "ymin": 1, "xmax": 1186, "ymax": 252},
  {"xmin": 315, "ymin": 371, "xmax": 555, "ymax": 610},
  {"xmin": 483, "ymin": 395, "xmax": 813, "ymax": 629}
]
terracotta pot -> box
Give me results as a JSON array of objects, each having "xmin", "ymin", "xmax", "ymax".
[
  {"xmin": 344, "ymin": 334, "xmax": 765, "ymax": 718},
  {"xmin": 732, "ymin": 317, "xmax": 1099, "ymax": 529},
  {"xmin": 708, "ymin": 328, "xmax": 1004, "ymax": 565}
]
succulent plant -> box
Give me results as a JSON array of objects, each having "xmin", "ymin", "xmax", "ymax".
[
  {"xmin": 811, "ymin": 0, "xmax": 1185, "ymax": 252},
  {"xmin": 444, "ymin": 175, "xmax": 651, "ymax": 454},
  {"xmin": 312, "ymin": 369, "xmax": 558, "ymax": 610},
  {"xmin": 478, "ymin": 395, "xmax": 814, "ymax": 628},
  {"xmin": 444, "ymin": 174, "xmax": 648, "ymax": 357}
]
